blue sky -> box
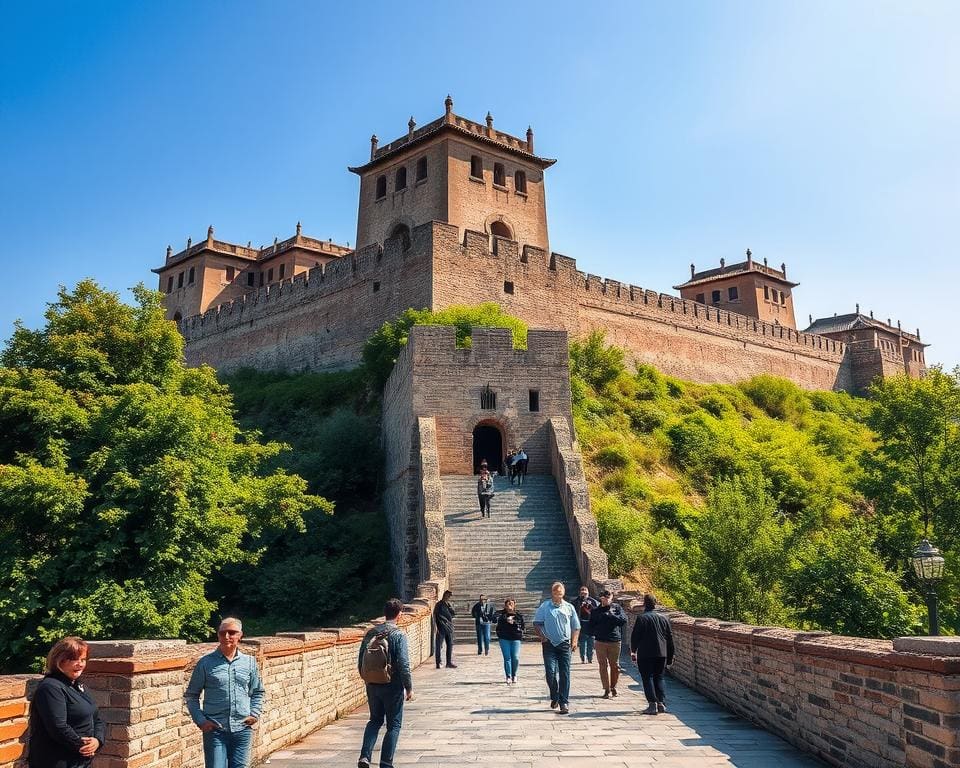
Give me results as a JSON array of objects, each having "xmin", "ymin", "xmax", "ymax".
[{"xmin": 2, "ymin": 2, "xmax": 957, "ymax": 368}]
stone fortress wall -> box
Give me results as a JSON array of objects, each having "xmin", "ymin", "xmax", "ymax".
[
  {"xmin": 618, "ymin": 594, "xmax": 960, "ymax": 768},
  {"xmin": 181, "ymin": 219, "xmax": 859, "ymax": 391},
  {"xmin": 0, "ymin": 593, "xmax": 439, "ymax": 768}
]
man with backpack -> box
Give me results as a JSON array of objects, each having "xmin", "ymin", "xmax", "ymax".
[{"xmin": 357, "ymin": 598, "xmax": 413, "ymax": 768}]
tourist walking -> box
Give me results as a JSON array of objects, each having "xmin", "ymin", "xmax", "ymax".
[
  {"xmin": 28, "ymin": 636, "xmax": 105, "ymax": 768},
  {"xmin": 587, "ymin": 589, "xmax": 628, "ymax": 698},
  {"xmin": 629, "ymin": 593, "xmax": 675, "ymax": 715},
  {"xmin": 471, "ymin": 594, "xmax": 496, "ymax": 655},
  {"xmin": 477, "ymin": 468, "xmax": 494, "ymax": 518},
  {"xmin": 572, "ymin": 586, "xmax": 599, "ymax": 663},
  {"xmin": 185, "ymin": 617, "xmax": 265, "ymax": 768},
  {"xmin": 514, "ymin": 447, "xmax": 528, "ymax": 485},
  {"xmin": 495, "ymin": 597, "xmax": 525, "ymax": 683},
  {"xmin": 357, "ymin": 598, "xmax": 413, "ymax": 768},
  {"xmin": 433, "ymin": 590, "xmax": 457, "ymax": 668},
  {"xmin": 533, "ymin": 581, "xmax": 580, "ymax": 714}
]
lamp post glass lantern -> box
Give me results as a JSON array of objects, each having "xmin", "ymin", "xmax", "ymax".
[{"xmin": 912, "ymin": 539, "xmax": 945, "ymax": 636}]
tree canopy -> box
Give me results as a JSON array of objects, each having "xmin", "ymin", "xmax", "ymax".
[{"xmin": 0, "ymin": 281, "xmax": 328, "ymax": 671}]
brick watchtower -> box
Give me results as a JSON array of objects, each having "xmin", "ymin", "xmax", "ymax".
[{"xmin": 349, "ymin": 96, "xmax": 556, "ymax": 253}]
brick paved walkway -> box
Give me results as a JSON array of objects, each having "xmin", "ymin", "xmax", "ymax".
[{"xmin": 266, "ymin": 648, "xmax": 823, "ymax": 767}]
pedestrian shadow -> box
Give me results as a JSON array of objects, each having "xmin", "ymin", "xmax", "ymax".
[{"xmin": 471, "ymin": 708, "xmax": 538, "ymax": 715}]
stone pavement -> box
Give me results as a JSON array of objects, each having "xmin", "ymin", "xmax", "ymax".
[{"xmin": 265, "ymin": 646, "xmax": 823, "ymax": 768}]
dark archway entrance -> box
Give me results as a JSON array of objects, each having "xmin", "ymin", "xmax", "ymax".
[{"xmin": 472, "ymin": 424, "xmax": 503, "ymax": 474}]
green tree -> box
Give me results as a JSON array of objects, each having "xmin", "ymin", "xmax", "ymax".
[
  {"xmin": 679, "ymin": 473, "xmax": 788, "ymax": 623},
  {"xmin": 0, "ymin": 281, "xmax": 328, "ymax": 671},
  {"xmin": 361, "ymin": 303, "xmax": 528, "ymax": 390},
  {"xmin": 784, "ymin": 523, "xmax": 920, "ymax": 638}
]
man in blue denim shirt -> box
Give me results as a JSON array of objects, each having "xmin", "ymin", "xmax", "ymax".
[
  {"xmin": 185, "ymin": 617, "xmax": 265, "ymax": 768},
  {"xmin": 533, "ymin": 582, "xmax": 580, "ymax": 715},
  {"xmin": 357, "ymin": 598, "xmax": 413, "ymax": 768}
]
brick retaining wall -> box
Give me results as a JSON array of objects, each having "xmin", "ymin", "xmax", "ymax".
[
  {"xmin": 0, "ymin": 597, "xmax": 435, "ymax": 768},
  {"xmin": 619, "ymin": 596, "xmax": 960, "ymax": 768}
]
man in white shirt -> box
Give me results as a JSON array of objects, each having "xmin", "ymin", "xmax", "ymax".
[{"xmin": 533, "ymin": 582, "xmax": 580, "ymax": 714}]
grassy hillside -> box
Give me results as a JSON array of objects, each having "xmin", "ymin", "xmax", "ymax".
[{"xmin": 570, "ymin": 332, "xmax": 926, "ymax": 638}]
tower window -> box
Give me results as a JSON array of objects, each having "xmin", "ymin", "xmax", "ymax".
[
  {"xmin": 375, "ymin": 175, "xmax": 387, "ymax": 199},
  {"xmin": 259, "ymin": 273, "xmax": 264, "ymax": 287},
  {"xmin": 167, "ymin": 276, "xmax": 173, "ymax": 293},
  {"xmin": 247, "ymin": 272, "xmax": 255, "ymax": 287},
  {"xmin": 267, "ymin": 268, "xmax": 274, "ymax": 283},
  {"xmin": 416, "ymin": 157, "xmax": 427, "ymax": 181},
  {"xmin": 695, "ymin": 293, "xmax": 705, "ymax": 304},
  {"xmin": 764, "ymin": 285, "xmax": 770, "ymax": 301},
  {"xmin": 711, "ymin": 290, "xmax": 721, "ymax": 304},
  {"xmin": 188, "ymin": 266, "xmax": 195, "ymax": 284},
  {"xmin": 226, "ymin": 266, "xmax": 235, "ymax": 282},
  {"xmin": 279, "ymin": 264, "xmax": 285, "ymax": 279},
  {"xmin": 727, "ymin": 286, "xmax": 738, "ymax": 301},
  {"xmin": 177, "ymin": 271, "xmax": 184, "ymax": 288},
  {"xmin": 493, "ymin": 163, "xmax": 505, "ymax": 187},
  {"xmin": 395, "ymin": 166, "xmax": 407, "ymax": 191},
  {"xmin": 504, "ymin": 281, "xmax": 514, "ymax": 294},
  {"xmin": 529, "ymin": 390, "xmax": 540, "ymax": 412},
  {"xmin": 480, "ymin": 385, "xmax": 496, "ymax": 410},
  {"xmin": 780, "ymin": 291, "xmax": 787, "ymax": 306},
  {"xmin": 389, "ymin": 224, "xmax": 411, "ymax": 251},
  {"xmin": 373, "ymin": 281, "xmax": 381, "ymax": 293},
  {"xmin": 514, "ymin": 170, "xmax": 527, "ymax": 194},
  {"xmin": 470, "ymin": 155, "xmax": 483, "ymax": 179}
]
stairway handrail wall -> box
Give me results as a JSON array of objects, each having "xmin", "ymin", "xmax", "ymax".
[{"xmin": 547, "ymin": 418, "xmax": 620, "ymax": 594}]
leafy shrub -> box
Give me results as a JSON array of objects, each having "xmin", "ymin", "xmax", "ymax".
[
  {"xmin": 740, "ymin": 375, "xmax": 809, "ymax": 422},
  {"xmin": 593, "ymin": 443, "xmax": 631, "ymax": 470},
  {"xmin": 628, "ymin": 402, "xmax": 667, "ymax": 433},
  {"xmin": 570, "ymin": 331, "xmax": 626, "ymax": 392}
]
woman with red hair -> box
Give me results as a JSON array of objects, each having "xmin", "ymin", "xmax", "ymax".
[{"xmin": 28, "ymin": 637, "xmax": 105, "ymax": 767}]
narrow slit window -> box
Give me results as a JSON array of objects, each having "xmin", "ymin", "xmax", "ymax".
[
  {"xmin": 226, "ymin": 266, "xmax": 235, "ymax": 282},
  {"xmin": 188, "ymin": 266, "xmax": 195, "ymax": 284},
  {"xmin": 373, "ymin": 281, "xmax": 381, "ymax": 293},
  {"xmin": 247, "ymin": 272, "xmax": 255, "ymax": 287},
  {"xmin": 279, "ymin": 264, "xmax": 285, "ymax": 279},
  {"xmin": 177, "ymin": 271, "xmax": 184, "ymax": 288},
  {"xmin": 514, "ymin": 170, "xmax": 527, "ymax": 193},
  {"xmin": 470, "ymin": 155, "xmax": 483, "ymax": 179},
  {"xmin": 493, "ymin": 163, "xmax": 505, "ymax": 186},
  {"xmin": 529, "ymin": 390, "xmax": 540, "ymax": 412},
  {"xmin": 764, "ymin": 285, "xmax": 770, "ymax": 301},
  {"xmin": 267, "ymin": 268, "xmax": 274, "ymax": 283},
  {"xmin": 395, "ymin": 166, "xmax": 407, "ymax": 191},
  {"xmin": 480, "ymin": 385, "xmax": 496, "ymax": 410},
  {"xmin": 166, "ymin": 276, "xmax": 173, "ymax": 293},
  {"xmin": 416, "ymin": 157, "xmax": 427, "ymax": 181},
  {"xmin": 375, "ymin": 175, "xmax": 387, "ymax": 199}
]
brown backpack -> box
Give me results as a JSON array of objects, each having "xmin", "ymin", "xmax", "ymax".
[{"xmin": 360, "ymin": 627, "xmax": 398, "ymax": 684}]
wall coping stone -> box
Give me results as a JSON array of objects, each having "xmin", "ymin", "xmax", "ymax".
[
  {"xmin": 894, "ymin": 636, "xmax": 960, "ymax": 656},
  {"xmin": 85, "ymin": 639, "xmax": 187, "ymax": 658}
]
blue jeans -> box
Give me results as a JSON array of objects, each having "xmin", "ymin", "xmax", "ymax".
[
  {"xmin": 476, "ymin": 622, "xmax": 492, "ymax": 654},
  {"xmin": 499, "ymin": 638, "xmax": 521, "ymax": 679},
  {"xmin": 360, "ymin": 684, "xmax": 405, "ymax": 768},
  {"xmin": 542, "ymin": 641, "xmax": 572, "ymax": 706},
  {"xmin": 202, "ymin": 727, "xmax": 253, "ymax": 768},
  {"xmin": 578, "ymin": 632, "xmax": 594, "ymax": 662}
]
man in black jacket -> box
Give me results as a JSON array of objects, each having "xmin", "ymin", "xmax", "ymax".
[
  {"xmin": 629, "ymin": 593, "xmax": 674, "ymax": 715},
  {"xmin": 587, "ymin": 589, "xmax": 628, "ymax": 698},
  {"xmin": 433, "ymin": 590, "xmax": 457, "ymax": 669}
]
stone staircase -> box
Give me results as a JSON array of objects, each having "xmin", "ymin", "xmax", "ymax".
[{"xmin": 441, "ymin": 474, "xmax": 582, "ymax": 644}]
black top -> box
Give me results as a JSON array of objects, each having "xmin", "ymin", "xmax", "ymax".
[
  {"xmin": 433, "ymin": 600, "xmax": 456, "ymax": 631},
  {"xmin": 28, "ymin": 671, "xmax": 105, "ymax": 768},
  {"xmin": 495, "ymin": 611, "xmax": 526, "ymax": 641},
  {"xmin": 587, "ymin": 603, "xmax": 628, "ymax": 642},
  {"xmin": 630, "ymin": 609, "xmax": 675, "ymax": 664},
  {"xmin": 471, "ymin": 601, "xmax": 496, "ymax": 624},
  {"xmin": 572, "ymin": 595, "xmax": 598, "ymax": 623}
]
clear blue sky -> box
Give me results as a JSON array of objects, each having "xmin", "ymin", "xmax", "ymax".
[{"xmin": 2, "ymin": 2, "xmax": 957, "ymax": 368}]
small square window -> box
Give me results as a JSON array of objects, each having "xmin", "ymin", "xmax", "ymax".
[
  {"xmin": 728, "ymin": 286, "xmax": 738, "ymax": 301},
  {"xmin": 504, "ymin": 281, "xmax": 514, "ymax": 294},
  {"xmin": 373, "ymin": 281, "xmax": 381, "ymax": 293},
  {"xmin": 695, "ymin": 293, "xmax": 705, "ymax": 304},
  {"xmin": 529, "ymin": 390, "xmax": 540, "ymax": 412},
  {"xmin": 711, "ymin": 290, "xmax": 721, "ymax": 304}
]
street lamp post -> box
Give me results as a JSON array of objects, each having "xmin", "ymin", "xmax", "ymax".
[{"xmin": 911, "ymin": 539, "xmax": 945, "ymax": 636}]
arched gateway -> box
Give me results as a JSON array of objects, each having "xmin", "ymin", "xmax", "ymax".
[{"xmin": 472, "ymin": 423, "xmax": 503, "ymax": 474}]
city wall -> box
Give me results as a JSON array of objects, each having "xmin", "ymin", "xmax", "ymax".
[
  {"xmin": 179, "ymin": 220, "xmax": 865, "ymax": 392},
  {"xmin": 619, "ymin": 597, "xmax": 960, "ymax": 768},
  {"xmin": 0, "ymin": 597, "xmax": 437, "ymax": 768}
]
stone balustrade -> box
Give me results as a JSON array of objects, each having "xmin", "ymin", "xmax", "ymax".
[
  {"xmin": 618, "ymin": 595, "xmax": 960, "ymax": 768},
  {"xmin": 0, "ymin": 597, "xmax": 435, "ymax": 768}
]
